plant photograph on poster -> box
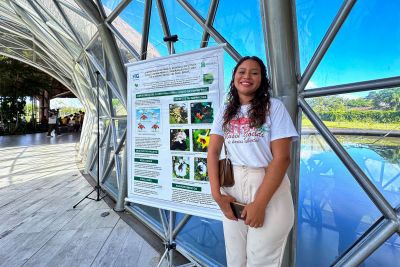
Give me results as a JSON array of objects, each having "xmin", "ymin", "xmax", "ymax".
[
  {"xmin": 194, "ymin": 157, "xmax": 208, "ymax": 181},
  {"xmin": 169, "ymin": 103, "xmax": 188, "ymax": 124},
  {"xmin": 190, "ymin": 102, "xmax": 213, "ymax": 124},
  {"xmin": 136, "ymin": 108, "xmax": 161, "ymax": 133},
  {"xmin": 170, "ymin": 129, "xmax": 190, "ymax": 151},
  {"xmin": 192, "ymin": 129, "xmax": 210, "ymax": 152},
  {"xmin": 203, "ymin": 73, "xmax": 214, "ymax": 84},
  {"xmin": 172, "ymin": 156, "xmax": 190, "ymax": 179}
]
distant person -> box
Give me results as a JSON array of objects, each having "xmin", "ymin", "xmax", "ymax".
[
  {"xmin": 74, "ymin": 114, "xmax": 80, "ymax": 132},
  {"xmin": 47, "ymin": 109, "xmax": 60, "ymax": 137},
  {"xmin": 61, "ymin": 115, "xmax": 69, "ymax": 126},
  {"xmin": 68, "ymin": 114, "xmax": 75, "ymax": 131},
  {"xmin": 41, "ymin": 115, "xmax": 48, "ymax": 125},
  {"xmin": 20, "ymin": 117, "xmax": 27, "ymax": 134},
  {"xmin": 79, "ymin": 111, "xmax": 85, "ymax": 130}
]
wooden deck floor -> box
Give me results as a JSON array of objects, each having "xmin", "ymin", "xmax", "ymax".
[{"xmin": 0, "ymin": 141, "xmax": 162, "ymax": 267}]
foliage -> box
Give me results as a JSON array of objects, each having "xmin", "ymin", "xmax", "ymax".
[
  {"xmin": 0, "ymin": 55, "xmax": 53, "ymax": 97},
  {"xmin": 0, "ymin": 56, "xmax": 54, "ymax": 134},
  {"xmin": 317, "ymin": 110, "xmax": 400, "ymax": 123},
  {"xmin": 24, "ymin": 103, "xmax": 83, "ymax": 121},
  {"xmin": 57, "ymin": 107, "xmax": 84, "ymax": 117},
  {"xmin": 306, "ymin": 89, "xmax": 400, "ymax": 130},
  {"xmin": 308, "ymin": 88, "xmax": 400, "ymax": 112},
  {"xmin": 302, "ymin": 117, "xmax": 399, "ymax": 131},
  {"xmin": 365, "ymin": 145, "xmax": 400, "ymax": 164},
  {"xmin": 111, "ymin": 98, "xmax": 127, "ymax": 115},
  {"xmin": 346, "ymin": 98, "xmax": 372, "ymax": 108},
  {"xmin": 367, "ymin": 88, "xmax": 400, "ymax": 111},
  {"xmin": 0, "ymin": 96, "xmax": 26, "ymax": 123},
  {"xmin": 308, "ymin": 96, "xmax": 346, "ymax": 112}
]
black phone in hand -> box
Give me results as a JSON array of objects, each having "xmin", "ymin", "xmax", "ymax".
[{"xmin": 230, "ymin": 201, "xmax": 245, "ymax": 220}]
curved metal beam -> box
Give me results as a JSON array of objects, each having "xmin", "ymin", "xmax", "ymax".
[
  {"xmin": 156, "ymin": 0, "xmax": 174, "ymax": 54},
  {"xmin": 299, "ymin": 97, "xmax": 397, "ymax": 221},
  {"xmin": 200, "ymin": 0, "xmax": 219, "ymax": 48},
  {"xmin": 177, "ymin": 0, "xmax": 241, "ymax": 61},
  {"xmin": 301, "ymin": 76, "xmax": 400, "ymax": 98},
  {"xmin": 332, "ymin": 218, "xmax": 398, "ymax": 267},
  {"xmin": 72, "ymin": 0, "xmax": 102, "ymax": 25},
  {"xmin": 298, "ymin": 0, "xmax": 356, "ymax": 92},
  {"xmin": 140, "ymin": 0, "xmax": 152, "ymax": 60},
  {"xmin": 106, "ymin": 0, "xmax": 132, "ymax": 23},
  {"xmin": 260, "ymin": 1, "xmax": 300, "ymax": 266},
  {"xmin": 75, "ymin": 0, "xmax": 127, "ymax": 107},
  {"xmin": 0, "ymin": 51, "xmax": 75, "ymax": 94}
]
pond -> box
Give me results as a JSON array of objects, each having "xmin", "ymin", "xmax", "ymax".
[{"xmin": 297, "ymin": 135, "xmax": 400, "ymax": 267}]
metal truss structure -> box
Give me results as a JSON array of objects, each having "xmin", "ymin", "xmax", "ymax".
[{"xmin": 1, "ymin": 0, "xmax": 399, "ymax": 266}]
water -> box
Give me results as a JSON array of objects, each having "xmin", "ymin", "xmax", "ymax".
[
  {"xmin": 132, "ymin": 135, "xmax": 400, "ymax": 266},
  {"xmin": 297, "ymin": 135, "xmax": 400, "ymax": 267}
]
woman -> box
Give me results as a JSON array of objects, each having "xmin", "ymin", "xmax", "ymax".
[{"xmin": 207, "ymin": 56, "xmax": 298, "ymax": 266}]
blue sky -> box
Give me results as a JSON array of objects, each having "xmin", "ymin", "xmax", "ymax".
[
  {"xmin": 298, "ymin": 0, "xmax": 400, "ymax": 91},
  {"xmin": 101, "ymin": 0, "xmax": 399, "ymax": 99}
]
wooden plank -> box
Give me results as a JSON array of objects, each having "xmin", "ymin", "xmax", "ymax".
[
  {"xmin": 91, "ymin": 219, "xmax": 142, "ymax": 267},
  {"xmin": 0, "ymin": 211, "xmax": 63, "ymax": 243},
  {"xmin": 0, "ymin": 140, "xmax": 165, "ymax": 267},
  {"xmin": 21, "ymin": 230, "xmax": 77, "ymax": 267},
  {"xmin": 0, "ymin": 231, "xmax": 56, "ymax": 267},
  {"xmin": 44, "ymin": 227, "xmax": 113, "ymax": 267},
  {"xmin": 116, "ymin": 227, "xmax": 163, "ymax": 267},
  {"xmin": 0, "ymin": 176, "xmax": 90, "ymax": 216},
  {"xmin": 61, "ymin": 206, "xmax": 119, "ymax": 230},
  {"xmin": 135, "ymin": 239, "xmax": 162, "ymax": 267},
  {"xmin": 44, "ymin": 209, "xmax": 81, "ymax": 232}
]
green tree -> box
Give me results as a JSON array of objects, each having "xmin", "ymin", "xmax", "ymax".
[
  {"xmin": 367, "ymin": 88, "xmax": 400, "ymax": 111},
  {"xmin": 346, "ymin": 98, "xmax": 373, "ymax": 109},
  {"xmin": 308, "ymin": 95, "xmax": 346, "ymax": 112},
  {"xmin": 0, "ymin": 56, "xmax": 53, "ymax": 133},
  {"xmin": 0, "ymin": 96, "xmax": 26, "ymax": 123}
]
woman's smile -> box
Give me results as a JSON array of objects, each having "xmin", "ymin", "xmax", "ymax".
[{"xmin": 234, "ymin": 59, "xmax": 261, "ymax": 104}]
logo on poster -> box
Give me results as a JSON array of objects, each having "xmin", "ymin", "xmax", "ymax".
[{"xmin": 132, "ymin": 73, "xmax": 140, "ymax": 87}]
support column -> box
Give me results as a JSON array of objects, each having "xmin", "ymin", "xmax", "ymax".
[
  {"xmin": 260, "ymin": 0, "xmax": 299, "ymax": 266},
  {"xmin": 38, "ymin": 90, "xmax": 49, "ymax": 122},
  {"xmin": 74, "ymin": 0, "xmax": 127, "ymax": 107}
]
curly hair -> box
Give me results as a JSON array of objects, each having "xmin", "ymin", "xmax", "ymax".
[{"xmin": 223, "ymin": 56, "xmax": 271, "ymax": 130}]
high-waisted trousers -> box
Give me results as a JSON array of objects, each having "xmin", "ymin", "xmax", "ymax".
[{"xmin": 221, "ymin": 165, "xmax": 294, "ymax": 267}]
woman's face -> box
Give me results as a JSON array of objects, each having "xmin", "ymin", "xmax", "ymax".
[{"xmin": 233, "ymin": 59, "xmax": 262, "ymax": 104}]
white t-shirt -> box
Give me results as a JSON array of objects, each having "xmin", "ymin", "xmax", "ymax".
[
  {"xmin": 210, "ymin": 98, "xmax": 298, "ymax": 168},
  {"xmin": 48, "ymin": 115, "xmax": 57, "ymax": 124}
]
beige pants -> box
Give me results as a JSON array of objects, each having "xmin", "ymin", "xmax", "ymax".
[{"xmin": 221, "ymin": 166, "xmax": 294, "ymax": 267}]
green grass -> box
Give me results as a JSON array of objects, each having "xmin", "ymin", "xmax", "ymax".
[{"xmin": 302, "ymin": 118, "xmax": 400, "ymax": 131}]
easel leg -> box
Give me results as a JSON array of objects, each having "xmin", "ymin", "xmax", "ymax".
[{"xmin": 73, "ymin": 188, "xmax": 95, "ymax": 208}]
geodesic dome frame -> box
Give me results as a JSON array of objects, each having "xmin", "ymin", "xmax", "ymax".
[{"xmin": 1, "ymin": 1, "xmax": 400, "ymax": 266}]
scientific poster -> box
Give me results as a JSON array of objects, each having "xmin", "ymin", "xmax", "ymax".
[{"xmin": 126, "ymin": 46, "xmax": 224, "ymax": 220}]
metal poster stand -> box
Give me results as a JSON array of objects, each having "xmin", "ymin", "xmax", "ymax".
[
  {"xmin": 73, "ymin": 71, "xmax": 107, "ymax": 208},
  {"xmin": 155, "ymin": 35, "xmax": 194, "ymax": 267}
]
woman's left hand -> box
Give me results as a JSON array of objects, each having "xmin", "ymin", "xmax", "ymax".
[{"xmin": 242, "ymin": 201, "xmax": 266, "ymax": 228}]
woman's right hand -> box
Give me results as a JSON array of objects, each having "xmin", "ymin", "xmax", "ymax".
[{"xmin": 214, "ymin": 194, "xmax": 237, "ymax": 220}]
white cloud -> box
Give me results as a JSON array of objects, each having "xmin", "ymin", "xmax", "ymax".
[
  {"xmin": 341, "ymin": 92, "xmax": 368, "ymax": 99},
  {"xmin": 305, "ymin": 80, "xmax": 318, "ymax": 89}
]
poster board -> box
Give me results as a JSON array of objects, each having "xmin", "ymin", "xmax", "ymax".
[{"xmin": 126, "ymin": 46, "xmax": 225, "ymax": 220}]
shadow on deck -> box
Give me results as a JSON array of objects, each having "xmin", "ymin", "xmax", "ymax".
[{"xmin": 0, "ymin": 133, "xmax": 169, "ymax": 267}]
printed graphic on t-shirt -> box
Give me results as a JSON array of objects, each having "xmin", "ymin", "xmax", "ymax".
[{"xmin": 224, "ymin": 116, "xmax": 270, "ymax": 144}]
